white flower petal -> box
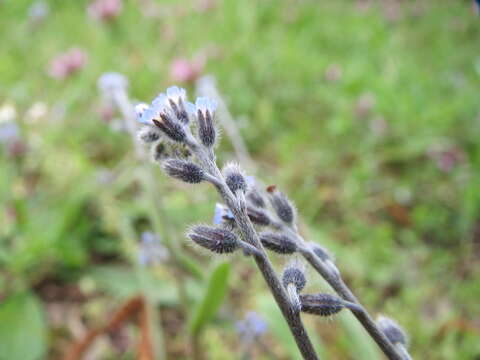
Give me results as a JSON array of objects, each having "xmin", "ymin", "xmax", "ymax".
[
  {"xmin": 152, "ymin": 93, "xmax": 167, "ymax": 108},
  {"xmin": 166, "ymin": 86, "xmax": 186, "ymax": 103},
  {"xmin": 206, "ymin": 98, "xmax": 218, "ymax": 113},
  {"xmin": 185, "ymin": 101, "xmax": 196, "ymax": 115},
  {"xmin": 195, "ymin": 96, "xmax": 217, "ymax": 115},
  {"xmin": 135, "ymin": 103, "xmax": 151, "ymax": 124}
]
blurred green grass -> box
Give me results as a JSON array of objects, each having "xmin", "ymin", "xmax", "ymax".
[{"xmin": 1, "ymin": 0, "xmax": 480, "ymax": 359}]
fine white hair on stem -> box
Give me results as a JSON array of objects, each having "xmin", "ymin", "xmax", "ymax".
[{"xmin": 134, "ymin": 84, "xmax": 406, "ymax": 360}]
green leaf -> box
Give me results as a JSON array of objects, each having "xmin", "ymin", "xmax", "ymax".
[
  {"xmin": 189, "ymin": 262, "xmax": 231, "ymax": 336},
  {"xmin": 0, "ymin": 292, "xmax": 47, "ymax": 360}
]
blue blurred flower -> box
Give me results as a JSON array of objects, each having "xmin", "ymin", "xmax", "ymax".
[
  {"xmin": 97, "ymin": 72, "xmax": 128, "ymax": 98},
  {"xmin": 28, "ymin": 1, "xmax": 50, "ymax": 23},
  {"xmin": 138, "ymin": 231, "xmax": 169, "ymax": 266},
  {"xmin": 0, "ymin": 122, "xmax": 19, "ymax": 144},
  {"xmin": 235, "ymin": 311, "xmax": 268, "ymax": 345}
]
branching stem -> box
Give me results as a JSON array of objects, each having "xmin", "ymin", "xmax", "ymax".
[{"xmin": 187, "ymin": 135, "xmax": 320, "ymax": 360}]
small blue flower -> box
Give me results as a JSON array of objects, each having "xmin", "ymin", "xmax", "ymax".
[
  {"xmin": 213, "ymin": 203, "xmax": 234, "ymax": 225},
  {"xmin": 135, "ymin": 102, "xmax": 149, "ymax": 120},
  {"xmin": 136, "ymin": 94, "xmax": 167, "ymax": 125},
  {"xmin": 195, "ymin": 96, "xmax": 217, "ymax": 117},
  {"xmin": 136, "ymin": 86, "xmax": 194, "ymax": 126},
  {"xmin": 166, "ymin": 86, "xmax": 186, "ymax": 104}
]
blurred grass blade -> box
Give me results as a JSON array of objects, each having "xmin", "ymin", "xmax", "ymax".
[
  {"xmin": 0, "ymin": 292, "xmax": 47, "ymax": 360},
  {"xmin": 189, "ymin": 262, "xmax": 231, "ymax": 336},
  {"xmin": 176, "ymin": 251, "xmax": 205, "ymax": 280},
  {"xmin": 258, "ymin": 294, "xmax": 325, "ymax": 360},
  {"xmin": 338, "ymin": 312, "xmax": 381, "ymax": 360},
  {"xmin": 88, "ymin": 265, "xmax": 178, "ymax": 305}
]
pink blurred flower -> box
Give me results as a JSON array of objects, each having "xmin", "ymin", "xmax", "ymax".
[
  {"xmin": 87, "ymin": 0, "xmax": 122, "ymax": 22},
  {"xmin": 428, "ymin": 146, "xmax": 465, "ymax": 173},
  {"xmin": 356, "ymin": 0, "xmax": 373, "ymax": 12},
  {"xmin": 324, "ymin": 64, "xmax": 342, "ymax": 83},
  {"xmin": 7, "ymin": 139, "xmax": 27, "ymax": 159},
  {"xmin": 170, "ymin": 56, "xmax": 205, "ymax": 84},
  {"xmin": 195, "ymin": 0, "xmax": 217, "ymax": 13},
  {"xmin": 355, "ymin": 93, "xmax": 376, "ymax": 119},
  {"xmin": 369, "ymin": 116, "xmax": 388, "ymax": 136},
  {"xmin": 98, "ymin": 103, "xmax": 116, "ymax": 123},
  {"xmin": 47, "ymin": 48, "xmax": 88, "ymax": 80}
]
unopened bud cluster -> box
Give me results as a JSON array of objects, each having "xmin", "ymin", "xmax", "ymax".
[
  {"xmin": 214, "ymin": 176, "xmax": 342, "ymax": 279},
  {"xmin": 188, "ymin": 225, "xmax": 238, "ymax": 254},
  {"xmin": 136, "ymin": 86, "xmax": 218, "ymax": 186},
  {"xmin": 223, "ymin": 163, "xmax": 248, "ymax": 194},
  {"xmin": 135, "ymin": 85, "xmax": 410, "ymax": 360},
  {"xmin": 163, "ymin": 159, "xmax": 204, "ymax": 184},
  {"xmin": 136, "ymin": 86, "xmax": 259, "ymax": 259}
]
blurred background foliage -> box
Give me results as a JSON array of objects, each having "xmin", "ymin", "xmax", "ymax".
[{"xmin": 1, "ymin": 0, "xmax": 480, "ymax": 359}]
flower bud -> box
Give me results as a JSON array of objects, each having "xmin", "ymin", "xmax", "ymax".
[
  {"xmin": 259, "ymin": 232, "xmax": 297, "ymax": 254},
  {"xmin": 246, "ymin": 188, "xmax": 266, "ymax": 208},
  {"xmin": 246, "ymin": 206, "xmax": 271, "ymax": 226},
  {"xmin": 138, "ymin": 125, "xmax": 161, "ymax": 144},
  {"xmin": 223, "ymin": 163, "xmax": 247, "ymax": 194},
  {"xmin": 163, "ymin": 159, "xmax": 204, "ymax": 183},
  {"xmin": 282, "ymin": 261, "xmax": 306, "ymax": 313},
  {"xmin": 195, "ymin": 97, "xmax": 217, "ymax": 147},
  {"xmin": 282, "ymin": 261, "xmax": 306, "ymax": 293},
  {"xmin": 267, "ymin": 187, "xmax": 295, "ymax": 225},
  {"xmin": 188, "ymin": 225, "xmax": 238, "ymax": 254},
  {"xmin": 311, "ymin": 244, "xmax": 328, "ymax": 261},
  {"xmin": 300, "ymin": 293, "xmax": 346, "ymax": 317},
  {"xmin": 310, "ymin": 243, "xmax": 340, "ymax": 277},
  {"xmin": 377, "ymin": 315, "xmax": 408, "ymax": 347},
  {"xmin": 152, "ymin": 113, "xmax": 186, "ymax": 143}
]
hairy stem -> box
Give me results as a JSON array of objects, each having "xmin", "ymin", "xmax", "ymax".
[
  {"xmin": 189, "ymin": 140, "xmax": 319, "ymax": 360},
  {"xmin": 396, "ymin": 345, "xmax": 412, "ymax": 360},
  {"xmin": 298, "ymin": 245, "xmax": 403, "ymax": 360},
  {"xmin": 271, "ymin": 219, "xmax": 404, "ymax": 360}
]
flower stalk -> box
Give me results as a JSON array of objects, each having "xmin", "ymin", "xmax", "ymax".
[{"xmin": 134, "ymin": 84, "xmax": 413, "ymax": 360}]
